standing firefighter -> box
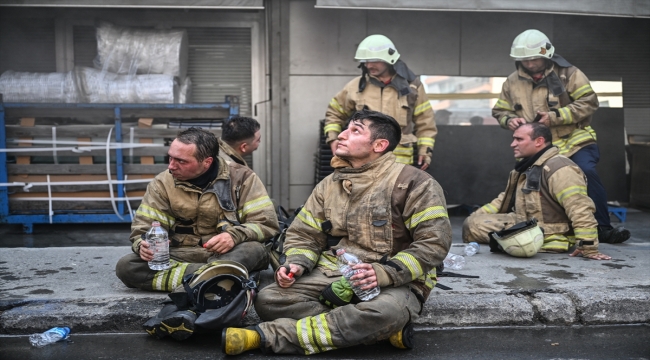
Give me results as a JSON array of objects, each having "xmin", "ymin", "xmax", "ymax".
[
  {"xmin": 324, "ymin": 34, "xmax": 437, "ymax": 170},
  {"xmin": 492, "ymin": 29, "xmax": 630, "ymax": 244},
  {"xmin": 222, "ymin": 110, "xmax": 451, "ymax": 355}
]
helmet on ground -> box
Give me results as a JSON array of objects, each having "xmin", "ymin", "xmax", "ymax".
[
  {"xmin": 355, "ymin": 34, "xmax": 400, "ymax": 64},
  {"xmin": 510, "ymin": 29, "xmax": 555, "ymax": 61},
  {"xmin": 489, "ymin": 218, "xmax": 544, "ymax": 257}
]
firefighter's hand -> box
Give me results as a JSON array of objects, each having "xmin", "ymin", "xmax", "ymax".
[
  {"xmin": 537, "ymin": 111, "xmax": 551, "ymax": 126},
  {"xmin": 569, "ymin": 249, "xmax": 612, "ymax": 260},
  {"xmin": 138, "ymin": 241, "xmax": 154, "ymax": 262},
  {"xmin": 329, "ymin": 140, "xmax": 339, "ymax": 155},
  {"xmin": 418, "ymin": 155, "xmax": 430, "ymax": 171},
  {"xmin": 507, "ymin": 118, "xmax": 527, "ymax": 130},
  {"xmin": 276, "ymin": 264, "xmax": 304, "ymax": 288},
  {"xmin": 203, "ymin": 233, "xmax": 235, "ymax": 254},
  {"xmin": 349, "ymin": 263, "xmax": 378, "ymax": 290}
]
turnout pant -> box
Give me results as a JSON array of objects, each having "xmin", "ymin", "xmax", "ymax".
[
  {"xmin": 254, "ymin": 269, "xmax": 422, "ymax": 355},
  {"xmin": 570, "ymin": 144, "xmax": 611, "ymax": 228},
  {"xmin": 115, "ymin": 241, "xmax": 269, "ymax": 292}
]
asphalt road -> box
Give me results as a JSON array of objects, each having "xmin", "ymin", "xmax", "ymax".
[{"xmin": 2, "ymin": 324, "xmax": 649, "ymax": 360}]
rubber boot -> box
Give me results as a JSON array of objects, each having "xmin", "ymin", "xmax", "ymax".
[
  {"xmin": 222, "ymin": 327, "xmax": 261, "ymax": 355},
  {"xmin": 143, "ymin": 303, "xmax": 178, "ymax": 339},
  {"xmin": 389, "ymin": 322, "xmax": 414, "ymax": 349},
  {"xmin": 598, "ymin": 226, "xmax": 631, "ymax": 244},
  {"xmin": 159, "ymin": 309, "xmax": 198, "ymax": 341}
]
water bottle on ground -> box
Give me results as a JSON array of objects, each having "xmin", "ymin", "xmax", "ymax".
[
  {"xmin": 463, "ymin": 242, "xmax": 480, "ymax": 257},
  {"xmin": 336, "ymin": 249, "xmax": 380, "ymax": 301},
  {"xmin": 146, "ymin": 221, "xmax": 170, "ymax": 270},
  {"xmin": 29, "ymin": 327, "xmax": 70, "ymax": 347},
  {"xmin": 443, "ymin": 253, "xmax": 466, "ymax": 271}
]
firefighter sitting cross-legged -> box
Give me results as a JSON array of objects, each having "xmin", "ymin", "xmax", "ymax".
[
  {"xmin": 222, "ymin": 109, "xmax": 452, "ymax": 355},
  {"xmin": 463, "ymin": 122, "xmax": 611, "ymax": 260}
]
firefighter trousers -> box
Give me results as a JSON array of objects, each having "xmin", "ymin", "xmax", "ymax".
[
  {"xmin": 254, "ymin": 269, "xmax": 422, "ymax": 355},
  {"xmin": 462, "ymin": 212, "xmax": 519, "ymax": 244},
  {"xmin": 115, "ymin": 241, "xmax": 269, "ymax": 292}
]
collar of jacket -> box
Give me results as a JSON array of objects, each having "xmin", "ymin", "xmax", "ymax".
[
  {"xmin": 218, "ymin": 138, "xmax": 247, "ymax": 166},
  {"xmin": 516, "ymin": 63, "xmax": 557, "ymax": 83},
  {"xmin": 331, "ymin": 152, "xmax": 396, "ymax": 180},
  {"xmin": 531, "ymin": 146, "xmax": 559, "ymax": 168},
  {"xmin": 173, "ymin": 156, "xmax": 231, "ymax": 192},
  {"xmin": 366, "ymin": 59, "xmax": 415, "ymax": 97}
]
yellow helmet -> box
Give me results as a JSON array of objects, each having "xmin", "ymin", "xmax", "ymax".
[
  {"xmin": 355, "ymin": 34, "xmax": 400, "ymax": 64},
  {"xmin": 510, "ymin": 29, "xmax": 554, "ymax": 61},
  {"xmin": 489, "ymin": 219, "xmax": 544, "ymax": 258}
]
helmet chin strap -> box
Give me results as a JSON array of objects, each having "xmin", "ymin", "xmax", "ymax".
[{"xmin": 358, "ymin": 63, "xmax": 368, "ymax": 92}]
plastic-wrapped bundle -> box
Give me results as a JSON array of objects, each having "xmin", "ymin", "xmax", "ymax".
[
  {"xmin": 0, "ymin": 70, "xmax": 80, "ymax": 103},
  {"xmin": 179, "ymin": 77, "xmax": 192, "ymax": 104},
  {"xmin": 75, "ymin": 67, "xmax": 179, "ymax": 103},
  {"xmin": 94, "ymin": 21, "xmax": 189, "ymax": 79}
]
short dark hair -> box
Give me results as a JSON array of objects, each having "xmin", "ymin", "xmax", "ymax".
[
  {"xmin": 175, "ymin": 127, "xmax": 219, "ymax": 162},
  {"xmin": 523, "ymin": 122, "xmax": 552, "ymax": 145},
  {"xmin": 222, "ymin": 117, "xmax": 260, "ymax": 145},
  {"xmin": 348, "ymin": 110, "xmax": 401, "ymax": 153}
]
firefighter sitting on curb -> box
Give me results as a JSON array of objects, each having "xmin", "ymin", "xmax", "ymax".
[
  {"xmin": 218, "ymin": 116, "xmax": 261, "ymax": 168},
  {"xmin": 324, "ymin": 34, "xmax": 437, "ymax": 170},
  {"xmin": 115, "ymin": 127, "xmax": 279, "ymax": 340},
  {"xmin": 222, "ymin": 109, "xmax": 452, "ymax": 355},
  {"xmin": 463, "ymin": 122, "xmax": 611, "ymax": 260}
]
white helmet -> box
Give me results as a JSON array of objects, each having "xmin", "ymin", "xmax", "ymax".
[
  {"xmin": 510, "ymin": 29, "xmax": 555, "ymax": 61},
  {"xmin": 489, "ymin": 219, "xmax": 544, "ymax": 258},
  {"xmin": 355, "ymin": 34, "xmax": 400, "ymax": 64}
]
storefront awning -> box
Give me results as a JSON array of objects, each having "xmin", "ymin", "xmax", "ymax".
[
  {"xmin": 0, "ymin": 0, "xmax": 264, "ymax": 9},
  {"xmin": 315, "ymin": 0, "xmax": 650, "ymax": 18}
]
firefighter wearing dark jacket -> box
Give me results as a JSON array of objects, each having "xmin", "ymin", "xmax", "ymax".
[
  {"xmin": 492, "ymin": 29, "xmax": 630, "ymax": 244},
  {"xmin": 325, "ymin": 34, "xmax": 437, "ymax": 170},
  {"xmin": 222, "ymin": 110, "xmax": 452, "ymax": 355}
]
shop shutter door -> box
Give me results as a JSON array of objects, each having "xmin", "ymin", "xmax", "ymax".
[{"xmin": 0, "ymin": 20, "xmax": 56, "ymax": 73}]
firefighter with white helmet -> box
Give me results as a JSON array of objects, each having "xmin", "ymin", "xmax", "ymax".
[
  {"xmin": 463, "ymin": 122, "xmax": 611, "ymax": 260},
  {"xmin": 492, "ymin": 29, "xmax": 630, "ymax": 244},
  {"xmin": 324, "ymin": 34, "xmax": 437, "ymax": 170}
]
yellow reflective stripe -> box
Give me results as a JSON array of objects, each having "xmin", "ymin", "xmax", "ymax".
[
  {"xmin": 393, "ymin": 144, "xmax": 414, "ymax": 155},
  {"xmin": 414, "ymin": 101, "xmax": 432, "ymax": 116},
  {"xmin": 420, "ymin": 268, "xmax": 437, "ymax": 289},
  {"xmin": 238, "ymin": 195, "xmax": 273, "ymax": 218},
  {"xmin": 552, "ymin": 130, "xmax": 596, "ymax": 155},
  {"xmin": 574, "ymin": 227, "xmax": 598, "ymax": 239},
  {"xmin": 136, "ymin": 204, "xmax": 175, "ymax": 227},
  {"xmin": 404, "ymin": 206, "xmax": 448, "ymax": 230},
  {"xmin": 585, "ymin": 126, "xmax": 597, "ymax": 141},
  {"xmin": 495, "ymin": 99, "xmax": 513, "ymax": 111},
  {"xmin": 296, "ymin": 318, "xmax": 318, "ymax": 355},
  {"xmin": 323, "ymin": 123, "xmax": 342, "ymax": 135},
  {"xmin": 558, "ymin": 107, "xmax": 573, "ymax": 125},
  {"xmin": 246, "ymin": 223, "xmax": 264, "ymax": 240},
  {"xmin": 314, "ymin": 314, "xmax": 336, "ymax": 352},
  {"xmin": 296, "ymin": 208, "xmax": 323, "ymax": 231},
  {"xmin": 317, "ymin": 253, "xmax": 339, "ymax": 271},
  {"xmin": 555, "ymin": 185, "xmax": 587, "ymax": 204},
  {"xmin": 329, "ymin": 98, "xmax": 349, "ymax": 117},
  {"xmin": 168, "ymin": 262, "xmax": 189, "ymax": 290},
  {"xmin": 570, "ymin": 84, "xmax": 593, "ymax": 100},
  {"xmin": 286, "ymin": 248, "xmax": 319, "ymax": 263},
  {"xmin": 392, "ymin": 252, "xmax": 423, "ymax": 280},
  {"xmin": 151, "ymin": 260, "xmax": 185, "ymax": 292},
  {"xmin": 481, "ymin": 203, "xmax": 499, "ymax": 214},
  {"xmin": 417, "ymin": 137, "xmax": 435, "ymax": 147},
  {"xmin": 395, "ymin": 155, "xmax": 413, "ymax": 164},
  {"xmin": 499, "ymin": 116, "xmax": 510, "ymax": 127}
]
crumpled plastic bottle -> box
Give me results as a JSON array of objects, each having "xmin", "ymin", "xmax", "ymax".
[
  {"xmin": 336, "ymin": 249, "xmax": 380, "ymax": 301},
  {"xmin": 443, "ymin": 253, "xmax": 466, "ymax": 271},
  {"xmin": 464, "ymin": 242, "xmax": 480, "ymax": 257},
  {"xmin": 29, "ymin": 327, "xmax": 70, "ymax": 347}
]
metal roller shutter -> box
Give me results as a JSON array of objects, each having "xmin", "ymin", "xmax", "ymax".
[{"xmin": 0, "ymin": 19, "xmax": 56, "ymax": 73}]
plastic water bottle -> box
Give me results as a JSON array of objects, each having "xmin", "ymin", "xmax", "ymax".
[
  {"xmin": 336, "ymin": 249, "xmax": 380, "ymax": 301},
  {"xmin": 146, "ymin": 221, "xmax": 170, "ymax": 270},
  {"xmin": 29, "ymin": 327, "xmax": 70, "ymax": 347},
  {"xmin": 443, "ymin": 253, "xmax": 466, "ymax": 271},
  {"xmin": 463, "ymin": 242, "xmax": 480, "ymax": 257}
]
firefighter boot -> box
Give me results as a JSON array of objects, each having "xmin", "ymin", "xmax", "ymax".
[
  {"xmin": 598, "ymin": 226, "xmax": 630, "ymax": 244},
  {"xmin": 222, "ymin": 327, "xmax": 261, "ymax": 355},
  {"xmin": 389, "ymin": 322, "xmax": 414, "ymax": 349},
  {"xmin": 159, "ymin": 309, "xmax": 198, "ymax": 341},
  {"xmin": 143, "ymin": 303, "xmax": 178, "ymax": 338}
]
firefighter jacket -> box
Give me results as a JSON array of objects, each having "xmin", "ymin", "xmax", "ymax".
[
  {"xmin": 324, "ymin": 74, "xmax": 437, "ymax": 164},
  {"xmin": 129, "ymin": 156, "xmax": 278, "ymax": 253},
  {"xmin": 475, "ymin": 147, "xmax": 599, "ymax": 255},
  {"xmin": 282, "ymin": 152, "xmax": 452, "ymax": 302},
  {"xmin": 218, "ymin": 138, "xmax": 248, "ymax": 167},
  {"xmin": 492, "ymin": 63, "xmax": 599, "ymax": 157}
]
